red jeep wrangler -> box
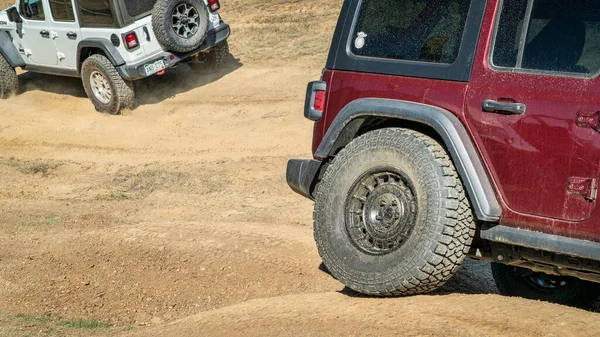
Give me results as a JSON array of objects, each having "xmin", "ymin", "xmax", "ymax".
[{"xmin": 287, "ymin": 0, "xmax": 600, "ymax": 308}]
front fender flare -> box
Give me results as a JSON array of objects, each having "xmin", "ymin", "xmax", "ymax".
[
  {"xmin": 0, "ymin": 30, "xmax": 25, "ymax": 67},
  {"xmin": 315, "ymin": 98, "xmax": 501, "ymax": 222}
]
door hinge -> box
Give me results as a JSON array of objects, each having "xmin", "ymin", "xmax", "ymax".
[
  {"xmin": 576, "ymin": 111, "xmax": 600, "ymax": 131},
  {"xmin": 51, "ymin": 31, "xmax": 58, "ymax": 40},
  {"xmin": 567, "ymin": 177, "xmax": 597, "ymax": 201},
  {"xmin": 57, "ymin": 52, "xmax": 65, "ymax": 61}
]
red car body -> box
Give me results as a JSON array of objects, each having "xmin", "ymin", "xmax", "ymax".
[{"xmin": 311, "ymin": 0, "xmax": 600, "ymax": 244}]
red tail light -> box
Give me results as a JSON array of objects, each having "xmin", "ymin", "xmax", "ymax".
[
  {"xmin": 305, "ymin": 81, "xmax": 326, "ymax": 121},
  {"xmin": 207, "ymin": 0, "xmax": 220, "ymax": 12},
  {"xmin": 124, "ymin": 32, "xmax": 139, "ymax": 50},
  {"xmin": 314, "ymin": 91, "xmax": 325, "ymax": 111}
]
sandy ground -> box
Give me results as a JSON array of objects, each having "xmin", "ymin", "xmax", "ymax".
[{"xmin": 0, "ymin": 0, "xmax": 599, "ymax": 336}]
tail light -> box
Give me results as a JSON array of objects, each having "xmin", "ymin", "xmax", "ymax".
[
  {"xmin": 304, "ymin": 81, "xmax": 327, "ymax": 121},
  {"xmin": 123, "ymin": 32, "xmax": 139, "ymax": 50},
  {"xmin": 207, "ymin": 0, "xmax": 220, "ymax": 12}
]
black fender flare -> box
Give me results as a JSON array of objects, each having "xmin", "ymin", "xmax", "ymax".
[
  {"xmin": 0, "ymin": 30, "xmax": 25, "ymax": 67},
  {"xmin": 315, "ymin": 98, "xmax": 501, "ymax": 222},
  {"xmin": 77, "ymin": 38, "xmax": 125, "ymax": 74}
]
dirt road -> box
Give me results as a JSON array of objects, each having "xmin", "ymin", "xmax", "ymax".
[{"xmin": 0, "ymin": 1, "xmax": 599, "ymax": 336}]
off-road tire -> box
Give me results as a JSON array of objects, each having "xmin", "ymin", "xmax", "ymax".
[
  {"xmin": 314, "ymin": 128, "xmax": 476, "ymax": 296},
  {"xmin": 81, "ymin": 54, "xmax": 135, "ymax": 115},
  {"xmin": 0, "ymin": 53, "xmax": 18, "ymax": 99},
  {"xmin": 491, "ymin": 262, "xmax": 600, "ymax": 309},
  {"xmin": 152, "ymin": 0, "xmax": 210, "ymax": 53},
  {"xmin": 189, "ymin": 40, "xmax": 230, "ymax": 73}
]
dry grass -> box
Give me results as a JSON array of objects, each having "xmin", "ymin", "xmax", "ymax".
[
  {"xmin": 0, "ymin": 157, "xmax": 61, "ymax": 175},
  {"xmin": 221, "ymin": 0, "xmax": 343, "ymax": 65}
]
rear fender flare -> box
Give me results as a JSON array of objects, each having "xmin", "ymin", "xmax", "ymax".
[
  {"xmin": 315, "ymin": 98, "xmax": 501, "ymax": 222},
  {"xmin": 77, "ymin": 38, "xmax": 125, "ymax": 73}
]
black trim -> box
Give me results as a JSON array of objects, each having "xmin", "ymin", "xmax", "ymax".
[
  {"xmin": 0, "ymin": 30, "xmax": 25, "ymax": 67},
  {"xmin": 314, "ymin": 98, "xmax": 501, "ymax": 222},
  {"xmin": 326, "ymin": 0, "xmax": 486, "ymax": 82},
  {"xmin": 24, "ymin": 65, "xmax": 80, "ymax": 77},
  {"xmin": 117, "ymin": 23, "xmax": 230, "ymax": 81},
  {"xmin": 286, "ymin": 159, "xmax": 323, "ymax": 199},
  {"xmin": 481, "ymin": 224, "xmax": 600, "ymax": 261},
  {"xmin": 76, "ymin": 38, "xmax": 125, "ymax": 73}
]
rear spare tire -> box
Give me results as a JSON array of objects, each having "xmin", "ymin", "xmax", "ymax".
[
  {"xmin": 152, "ymin": 0, "xmax": 209, "ymax": 53},
  {"xmin": 314, "ymin": 128, "xmax": 476, "ymax": 296}
]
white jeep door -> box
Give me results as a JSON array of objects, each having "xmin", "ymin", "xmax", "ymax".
[
  {"xmin": 47, "ymin": 0, "xmax": 80, "ymax": 69},
  {"xmin": 16, "ymin": 0, "xmax": 58, "ymax": 65}
]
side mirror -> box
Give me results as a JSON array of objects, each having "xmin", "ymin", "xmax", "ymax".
[{"xmin": 6, "ymin": 6, "xmax": 22, "ymax": 23}]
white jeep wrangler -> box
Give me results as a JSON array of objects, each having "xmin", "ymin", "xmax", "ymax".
[{"xmin": 0, "ymin": 0, "xmax": 230, "ymax": 114}]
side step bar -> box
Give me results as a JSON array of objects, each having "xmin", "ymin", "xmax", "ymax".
[{"xmin": 480, "ymin": 225, "xmax": 600, "ymax": 261}]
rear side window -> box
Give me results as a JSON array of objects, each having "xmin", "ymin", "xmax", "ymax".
[
  {"xmin": 78, "ymin": 0, "xmax": 114, "ymax": 26},
  {"xmin": 351, "ymin": 0, "xmax": 472, "ymax": 64},
  {"xmin": 125, "ymin": 0, "xmax": 157, "ymax": 18},
  {"xmin": 492, "ymin": 0, "xmax": 600, "ymax": 75},
  {"xmin": 49, "ymin": 0, "xmax": 75, "ymax": 22}
]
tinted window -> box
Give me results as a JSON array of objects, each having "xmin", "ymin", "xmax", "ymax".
[
  {"xmin": 126, "ymin": 0, "xmax": 157, "ymax": 18},
  {"xmin": 491, "ymin": 0, "xmax": 528, "ymax": 67},
  {"xmin": 492, "ymin": 0, "xmax": 600, "ymax": 74},
  {"xmin": 351, "ymin": 0, "xmax": 472, "ymax": 64},
  {"xmin": 49, "ymin": 0, "xmax": 75, "ymax": 21},
  {"xmin": 21, "ymin": 0, "xmax": 45, "ymax": 20},
  {"xmin": 78, "ymin": 0, "xmax": 114, "ymax": 26}
]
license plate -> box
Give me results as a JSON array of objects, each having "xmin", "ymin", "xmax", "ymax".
[{"xmin": 144, "ymin": 59, "xmax": 165, "ymax": 75}]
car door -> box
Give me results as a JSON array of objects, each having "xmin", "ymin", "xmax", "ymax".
[
  {"xmin": 16, "ymin": 0, "xmax": 58, "ymax": 65},
  {"xmin": 465, "ymin": 0, "xmax": 600, "ymax": 222},
  {"xmin": 47, "ymin": 0, "xmax": 80, "ymax": 69}
]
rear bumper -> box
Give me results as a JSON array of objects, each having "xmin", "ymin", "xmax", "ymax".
[
  {"xmin": 117, "ymin": 23, "xmax": 231, "ymax": 80},
  {"xmin": 286, "ymin": 159, "xmax": 322, "ymax": 200}
]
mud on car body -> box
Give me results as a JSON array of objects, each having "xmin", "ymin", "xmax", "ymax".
[
  {"xmin": 288, "ymin": 0, "xmax": 600, "ymax": 308},
  {"xmin": 0, "ymin": 0, "xmax": 230, "ymax": 114}
]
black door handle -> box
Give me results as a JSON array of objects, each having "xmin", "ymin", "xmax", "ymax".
[
  {"xmin": 40, "ymin": 30, "xmax": 50, "ymax": 38},
  {"xmin": 482, "ymin": 99, "xmax": 526, "ymax": 115},
  {"xmin": 67, "ymin": 32, "xmax": 77, "ymax": 39}
]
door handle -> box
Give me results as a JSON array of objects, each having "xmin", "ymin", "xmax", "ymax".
[
  {"xmin": 482, "ymin": 99, "xmax": 526, "ymax": 115},
  {"xmin": 40, "ymin": 30, "xmax": 50, "ymax": 38},
  {"xmin": 66, "ymin": 32, "xmax": 77, "ymax": 39}
]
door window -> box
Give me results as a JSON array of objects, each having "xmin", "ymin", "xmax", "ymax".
[
  {"xmin": 491, "ymin": 0, "xmax": 600, "ymax": 75},
  {"xmin": 351, "ymin": 0, "xmax": 472, "ymax": 64},
  {"xmin": 20, "ymin": 0, "xmax": 46, "ymax": 20},
  {"xmin": 49, "ymin": 0, "xmax": 75, "ymax": 21}
]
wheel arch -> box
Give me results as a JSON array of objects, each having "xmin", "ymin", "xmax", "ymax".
[
  {"xmin": 0, "ymin": 30, "xmax": 25, "ymax": 68},
  {"xmin": 77, "ymin": 38, "xmax": 125, "ymax": 74},
  {"xmin": 315, "ymin": 98, "xmax": 501, "ymax": 222}
]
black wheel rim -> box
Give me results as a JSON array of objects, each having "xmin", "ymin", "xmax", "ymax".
[
  {"xmin": 345, "ymin": 168, "xmax": 418, "ymax": 255},
  {"xmin": 171, "ymin": 3, "xmax": 200, "ymax": 39}
]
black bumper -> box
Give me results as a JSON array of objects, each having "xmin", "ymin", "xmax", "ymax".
[
  {"xmin": 117, "ymin": 23, "xmax": 231, "ymax": 81},
  {"xmin": 286, "ymin": 159, "xmax": 322, "ymax": 200}
]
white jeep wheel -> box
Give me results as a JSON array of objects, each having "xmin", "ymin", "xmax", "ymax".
[{"xmin": 81, "ymin": 54, "xmax": 135, "ymax": 115}]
